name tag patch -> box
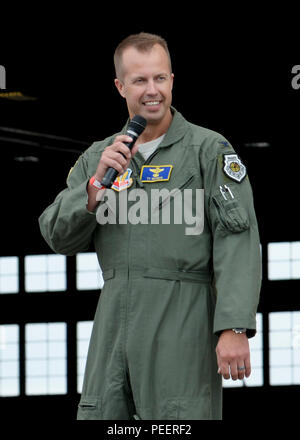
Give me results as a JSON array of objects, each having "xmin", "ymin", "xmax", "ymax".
[
  {"xmin": 140, "ymin": 165, "xmax": 173, "ymax": 183},
  {"xmin": 112, "ymin": 168, "xmax": 133, "ymax": 192}
]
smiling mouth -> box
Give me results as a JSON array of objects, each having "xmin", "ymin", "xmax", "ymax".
[{"xmin": 143, "ymin": 101, "xmax": 161, "ymax": 106}]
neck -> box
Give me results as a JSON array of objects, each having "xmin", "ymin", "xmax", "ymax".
[{"xmin": 136, "ymin": 109, "xmax": 173, "ymax": 144}]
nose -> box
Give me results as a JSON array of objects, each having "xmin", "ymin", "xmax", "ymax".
[{"xmin": 145, "ymin": 78, "xmax": 158, "ymax": 96}]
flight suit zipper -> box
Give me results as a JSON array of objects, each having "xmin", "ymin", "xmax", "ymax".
[{"xmin": 131, "ymin": 146, "xmax": 162, "ymax": 188}]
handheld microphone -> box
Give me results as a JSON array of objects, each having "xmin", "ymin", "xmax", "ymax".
[{"xmin": 101, "ymin": 115, "xmax": 147, "ymax": 188}]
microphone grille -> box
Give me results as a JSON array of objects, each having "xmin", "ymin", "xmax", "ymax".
[{"xmin": 129, "ymin": 115, "xmax": 147, "ymax": 135}]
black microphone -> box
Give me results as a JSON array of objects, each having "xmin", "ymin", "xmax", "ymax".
[{"xmin": 101, "ymin": 115, "xmax": 147, "ymax": 188}]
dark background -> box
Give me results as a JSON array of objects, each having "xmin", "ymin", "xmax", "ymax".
[{"xmin": 1, "ymin": 7, "xmax": 299, "ymax": 424}]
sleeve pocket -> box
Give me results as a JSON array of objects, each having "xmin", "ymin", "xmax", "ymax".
[{"xmin": 211, "ymin": 185, "xmax": 250, "ymax": 233}]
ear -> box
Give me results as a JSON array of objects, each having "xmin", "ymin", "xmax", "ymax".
[
  {"xmin": 170, "ymin": 73, "xmax": 174, "ymax": 90},
  {"xmin": 114, "ymin": 78, "xmax": 126, "ymax": 98}
]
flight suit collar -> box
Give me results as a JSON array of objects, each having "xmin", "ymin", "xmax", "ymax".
[{"xmin": 122, "ymin": 107, "xmax": 189, "ymax": 148}]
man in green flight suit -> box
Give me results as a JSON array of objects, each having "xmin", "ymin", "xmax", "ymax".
[{"xmin": 39, "ymin": 32, "xmax": 261, "ymax": 420}]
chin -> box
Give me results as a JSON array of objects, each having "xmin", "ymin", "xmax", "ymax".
[{"xmin": 143, "ymin": 108, "xmax": 166, "ymax": 123}]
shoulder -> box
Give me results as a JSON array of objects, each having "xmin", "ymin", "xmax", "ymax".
[
  {"xmin": 186, "ymin": 121, "xmax": 236, "ymax": 161},
  {"xmin": 66, "ymin": 132, "xmax": 119, "ymax": 184}
]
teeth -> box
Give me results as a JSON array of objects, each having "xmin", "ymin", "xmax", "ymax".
[{"xmin": 144, "ymin": 101, "xmax": 160, "ymax": 106}]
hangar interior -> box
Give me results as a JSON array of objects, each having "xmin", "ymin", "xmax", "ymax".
[{"xmin": 1, "ymin": 23, "xmax": 299, "ymax": 420}]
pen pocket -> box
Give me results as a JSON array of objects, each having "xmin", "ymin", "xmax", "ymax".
[{"xmin": 212, "ymin": 184, "xmax": 249, "ymax": 233}]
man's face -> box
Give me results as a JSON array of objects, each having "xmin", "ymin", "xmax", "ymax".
[{"xmin": 115, "ymin": 44, "xmax": 174, "ymax": 125}]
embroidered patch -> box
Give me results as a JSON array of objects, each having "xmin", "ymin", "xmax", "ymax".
[
  {"xmin": 67, "ymin": 159, "xmax": 79, "ymax": 180},
  {"xmin": 223, "ymin": 154, "xmax": 246, "ymax": 183},
  {"xmin": 111, "ymin": 168, "xmax": 133, "ymax": 192},
  {"xmin": 218, "ymin": 140, "xmax": 230, "ymax": 147},
  {"xmin": 140, "ymin": 165, "xmax": 173, "ymax": 183}
]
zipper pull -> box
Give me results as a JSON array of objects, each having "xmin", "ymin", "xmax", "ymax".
[{"xmin": 135, "ymin": 173, "xmax": 144, "ymax": 188}]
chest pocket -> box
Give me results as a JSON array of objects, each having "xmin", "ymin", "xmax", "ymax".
[
  {"xmin": 155, "ymin": 174, "xmax": 196, "ymax": 210},
  {"xmin": 211, "ymin": 182, "xmax": 249, "ymax": 234}
]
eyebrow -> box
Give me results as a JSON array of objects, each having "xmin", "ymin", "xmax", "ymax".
[{"xmin": 130, "ymin": 72, "xmax": 169, "ymax": 81}]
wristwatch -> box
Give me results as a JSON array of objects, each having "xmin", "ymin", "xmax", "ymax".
[{"xmin": 232, "ymin": 328, "xmax": 247, "ymax": 334}]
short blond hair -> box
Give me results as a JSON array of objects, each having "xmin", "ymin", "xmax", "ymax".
[{"xmin": 114, "ymin": 32, "xmax": 172, "ymax": 80}]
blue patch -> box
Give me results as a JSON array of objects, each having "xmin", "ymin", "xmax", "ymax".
[
  {"xmin": 218, "ymin": 140, "xmax": 230, "ymax": 147},
  {"xmin": 140, "ymin": 165, "xmax": 173, "ymax": 182}
]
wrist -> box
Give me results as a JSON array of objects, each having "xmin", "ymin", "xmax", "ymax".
[
  {"xmin": 232, "ymin": 328, "xmax": 247, "ymax": 334},
  {"xmin": 89, "ymin": 175, "xmax": 106, "ymax": 190}
]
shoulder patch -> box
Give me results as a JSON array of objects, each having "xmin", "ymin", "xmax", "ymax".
[
  {"xmin": 67, "ymin": 158, "xmax": 79, "ymax": 180},
  {"xmin": 223, "ymin": 154, "xmax": 247, "ymax": 183}
]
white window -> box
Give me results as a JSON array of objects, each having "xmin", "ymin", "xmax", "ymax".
[
  {"xmin": 0, "ymin": 324, "xmax": 19, "ymax": 396},
  {"xmin": 77, "ymin": 321, "xmax": 93, "ymax": 393},
  {"xmin": 25, "ymin": 322, "xmax": 67, "ymax": 395},
  {"xmin": 76, "ymin": 253, "xmax": 104, "ymax": 290},
  {"xmin": 25, "ymin": 254, "xmax": 66, "ymax": 292},
  {"xmin": 269, "ymin": 311, "xmax": 300, "ymax": 385},
  {"xmin": 0, "ymin": 257, "xmax": 19, "ymax": 294},
  {"xmin": 223, "ymin": 313, "xmax": 263, "ymax": 388},
  {"xmin": 268, "ymin": 242, "xmax": 300, "ymax": 280}
]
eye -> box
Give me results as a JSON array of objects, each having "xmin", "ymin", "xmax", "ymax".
[
  {"xmin": 133, "ymin": 78, "xmax": 145, "ymax": 84},
  {"xmin": 156, "ymin": 75, "xmax": 167, "ymax": 82}
]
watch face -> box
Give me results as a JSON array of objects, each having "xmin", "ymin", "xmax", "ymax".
[{"xmin": 233, "ymin": 328, "xmax": 246, "ymax": 333}]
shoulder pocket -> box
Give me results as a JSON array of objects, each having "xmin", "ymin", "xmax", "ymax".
[{"xmin": 211, "ymin": 183, "xmax": 249, "ymax": 233}]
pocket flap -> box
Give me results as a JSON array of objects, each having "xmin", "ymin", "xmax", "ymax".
[
  {"xmin": 212, "ymin": 184, "xmax": 250, "ymax": 233},
  {"xmin": 102, "ymin": 268, "xmax": 115, "ymax": 281},
  {"xmin": 78, "ymin": 397, "xmax": 98, "ymax": 410}
]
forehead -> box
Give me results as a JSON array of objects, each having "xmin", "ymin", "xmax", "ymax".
[{"xmin": 121, "ymin": 44, "xmax": 170, "ymax": 77}]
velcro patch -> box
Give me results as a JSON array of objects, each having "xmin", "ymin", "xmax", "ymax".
[
  {"xmin": 140, "ymin": 165, "xmax": 173, "ymax": 182},
  {"xmin": 223, "ymin": 154, "xmax": 246, "ymax": 183},
  {"xmin": 111, "ymin": 168, "xmax": 133, "ymax": 192}
]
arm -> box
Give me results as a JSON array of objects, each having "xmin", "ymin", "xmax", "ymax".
[
  {"xmin": 39, "ymin": 135, "xmax": 138, "ymax": 255},
  {"xmin": 38, "ymin": 153, "xmax": 98, "ymax": 255},
  {"xmin": 203, "ymin": 137, "xmax": 262, "ymax": 379}
]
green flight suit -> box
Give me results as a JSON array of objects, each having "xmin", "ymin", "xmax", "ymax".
[{"xmin": 39, "ymin": 108, "xmax": 261, "ymax": 420}]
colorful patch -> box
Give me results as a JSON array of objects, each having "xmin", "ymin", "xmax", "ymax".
[
  {"xmin": 223, "ymin": 154, "xmax": 246, "ymax": 182},
  {"xmin": 140, "ymin": 165, "xmax": 173, "ymax": 183},
  {"xmin": 111, "ymin": 168, "xmax": 133, "ymax": 192}
]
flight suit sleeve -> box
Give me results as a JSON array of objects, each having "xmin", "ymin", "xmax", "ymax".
[
  {"xmin": 203, "ymin": 137, "xmax": 262, "ymax": 338},
  {"xmin": 38, "ymin": 151, "xmax": 98, "ymax": 256}
]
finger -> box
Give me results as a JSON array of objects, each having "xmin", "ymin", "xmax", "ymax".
[
  {"xmin": 244, "ymin": 357, "xmax": 251, "ymax": 378},
  {"xmin": 114, "ymin": 135, "xmax": 133, "ymax": 156},
  {"xmin": 114, "ymin": 135, "xmax": 133, "ymax": 144},
  {"xmin": 237, "ymin": 364, "xmax": 246, "ymax": 380},
  {"xmin": 131, "ymin": 143, "xmax": 140, "ymax": 157},
  {"xmin": 230, "ymin": 362, "xmax": 238, "ymax": 381},
  {"xmin": 220, "ymin": 362, "xmax": 231, "ymax": 380},
  {"xmin": 104, "ymin": 150, "xmax": 128, "ymax": 168},
  {"xmin": 110, "ymin": 142, "xmax": 133, "ymax": 160},
  {"xmin": 101, "ymin": 156, "xmax": 126, "ymax": 175}
]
